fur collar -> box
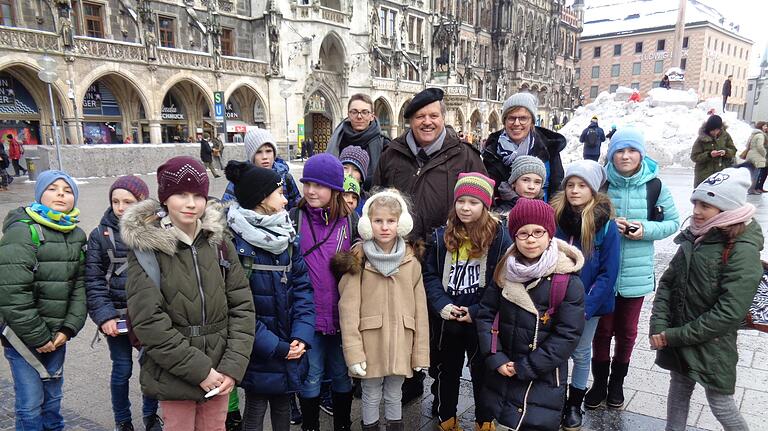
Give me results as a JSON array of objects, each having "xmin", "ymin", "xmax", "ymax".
[
  {"xmin": 331, "ymin": 240, "xmax": 425, "ymax": 277},
  {"xmin": 120, "ymin": 199, "xmax": 227, "ymax": 255}
]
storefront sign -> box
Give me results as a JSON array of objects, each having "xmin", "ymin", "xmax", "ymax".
[
  {"xmin": 0, "ymin": 77, "xmax": 16, "ymax": 106},
  {"xmin": 214, "ymin": 91, "xmax": 225, "ymax": 122},
  {"xmin": 640, "ymin": 49, "xmax": 688, "ymax": 62},
  {"xmin": 83, "ymin": 84, "xmax": 102, "ymax": 110},
  {"xmin": 226, "ymin": 103, "xmax": 239, "ymax": 120},
  {"xmin": 161, "ymin": 104, "xmax": 185, "ymax": 120}
]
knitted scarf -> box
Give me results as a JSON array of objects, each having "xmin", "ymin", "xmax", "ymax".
[
  {"xmin": 505, "ymin": 239, "xmax": 559, "ymax": 283},
  {"xmin": 362, "ymin": 237, "xmax": 406, "ymax": 277},
  {"xmin": 497, "ymin": 132, "xmax": 533, "ymax": 166},
  {"xmin": 328, "ymin": 118, "xmax": 382, "ymax": 152},
  {"xmin": 228, "ymin": 203, "xmax": 295, "ymax": 254},
  {"xmin": 25, "ymin": 204, "xmax": 80, "ymax": 232},
  {"xmin": 406, "ymin": 127, "xmax": 447, "ymax": 165},
  {"xmin": 689, "ymin": 204, "xmax": 756, "ymax": 244}
]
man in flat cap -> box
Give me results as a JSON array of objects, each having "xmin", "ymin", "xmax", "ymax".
[{"xmin": 373, "ymin": 88, "xmax": 485, "ymax": 240}]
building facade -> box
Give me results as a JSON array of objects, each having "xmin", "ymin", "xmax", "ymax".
[
  {"xmin": 0, "ymin": 0, "xmax": 582, "ymax": 152},
  {"xmin": 576, "ymin": 0, "xmax": 752, "ymax": 116}
]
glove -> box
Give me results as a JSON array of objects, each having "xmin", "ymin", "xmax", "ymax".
[
  {"xmin": 414, "ymin": 367, "xmax": 426, "ymax": 372},
  {"xmin": 349, "ymin": 362, "xmax": 367, "ymax": 377},
  {"xmin": 440, "ymin": 304, "xmax": 455, "ymax": 321}
]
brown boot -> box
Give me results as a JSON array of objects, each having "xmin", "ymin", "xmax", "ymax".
[
  {"xmin": 436, "ymin": 417, "xmax": 463, "ymax": 431},
  {"xmin": 474, "ymin": 422, "xmax": 495, "ymax": 431}
]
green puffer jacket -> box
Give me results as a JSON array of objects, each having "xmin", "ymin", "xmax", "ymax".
[
  {"xmin": 690, "ymin": 124, "xmax": 737, "ymax": 187},
  {"xmin": 650, "ymin": 220, "xmax": 763, "ymax": 394},
  {"xmin": 121, "ymin": 199, "xmax": 255, "ymax": 401},
  {"xmin": 0, "ymin": 207, "xmax": 87, "ymax": 348}
]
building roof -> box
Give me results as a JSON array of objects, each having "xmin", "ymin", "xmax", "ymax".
[{"xmin": 582, "ymin": 0, "xmax": 750, "ymax": 42}]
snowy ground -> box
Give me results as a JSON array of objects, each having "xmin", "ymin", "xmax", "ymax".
[{"xmin": 559, "ymin": 88, "xmax": 755, "ymax": 167}]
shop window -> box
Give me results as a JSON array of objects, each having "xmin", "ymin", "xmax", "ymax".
[
  {"xmin": 631, "ymin": 82, "xmax": 640, "ymax": 90},
  {"xmin": 158, "ymin": 16, "xmax": 175, "ymax": 48}
]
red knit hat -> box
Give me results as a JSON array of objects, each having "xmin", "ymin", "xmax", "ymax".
[
  {"xmin": 507, "ymin": 198, "xmax": 556, "ymax": 238},
  {"xmin": 454, "ymin": 172, "xmax": 495, "ymax": 208},
  {"xmin": 109, "ymin": 175, "xmax": 149, "ymax": 203},
  {"xmin": 156, "ymin": 156, "xmax": 210, "ymax": 203}
]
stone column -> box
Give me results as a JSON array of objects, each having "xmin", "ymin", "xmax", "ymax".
[
  {"xmin": 149, "ymin": 121, "xmax": 162, "ymax": 145},
  {"xmin": 63, "ymin": 119, "xmax": 79, "ymax": 145}
]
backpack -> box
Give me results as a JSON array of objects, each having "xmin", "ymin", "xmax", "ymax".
[
  {"xmin": 100, "ymin": 226, "xmax": 128, "ymax": 290},
  {"xmin": 584, "ymin": 128, "xmax": 599, "ymax": 148},
  {"xmin": 604, "ymin": 178, "xmax": 664, "ymax": 222}
]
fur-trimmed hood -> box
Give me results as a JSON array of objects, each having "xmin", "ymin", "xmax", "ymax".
[
  {"xmin": 331, "ymin": 240, "xmax": 425, "ymax": 277},
  {"xmin": 120, "ymin": 198, "xmax": 227, "ymax": 255}
]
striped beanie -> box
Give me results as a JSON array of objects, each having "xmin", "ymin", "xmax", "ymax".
[
  {"xmin": 454, "ymin": 172, "xmax": 496, "ymax": 208},
  {"xmin": 109, "ymin": 175, "xmax": 150, "ymax": 203}
]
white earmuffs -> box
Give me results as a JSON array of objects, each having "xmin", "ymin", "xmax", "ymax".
[{"xmin": 358, "ymin": 191, "xmax": 414, "ymax": 240}]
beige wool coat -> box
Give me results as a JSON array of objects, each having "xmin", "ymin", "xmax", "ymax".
[{"xmin": 334, "ymin": 243, "xmax": 430, "ymax": 379}]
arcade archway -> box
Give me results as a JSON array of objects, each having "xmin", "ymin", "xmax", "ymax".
[
  {"xmin": 374, "ymin": 97, "xmax": 394, "ymax": 138},
  {"xmin": 80, "ymin": 73, "xmax": 149, "ymax": 144},
  {"xmin": 0, "ymin": 65, "xmax": 66, "ymax": 146},
  {"xmin": 159, "ymin": 79, "xmax": 213, "ymax": 143}
]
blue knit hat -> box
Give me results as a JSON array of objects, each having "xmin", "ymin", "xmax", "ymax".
[
  {"xmin": 607, "ymin": 127, "xmax": 646, "ymax": 162},
  {"xmin": 35, "ymin": 170, "xmax": 79, "ymax": 206},
  {"xmin": 301, "ymin": 153, "xmax": 344, "ymax": 191}
]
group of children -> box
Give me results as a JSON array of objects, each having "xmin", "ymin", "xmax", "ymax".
[{"xmin": 0, "ymin": 126, "xmax": 762, "ymax": 431}]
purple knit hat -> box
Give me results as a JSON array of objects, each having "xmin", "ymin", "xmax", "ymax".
[
  {"xmin": 109, "ymin": 175, "xmax": 150, "ymax": 203},
  {"xmin": 156, "ymin": 156, "xmax": 210, "ymax": 203},
  {"xmin": 507, "ymin": 198, "xmax": 556, "ymax": 239},
  {"xmin": 301, "ymin": 153, "xmax": 344, "ymax": 191},
  {"xmin": 339, "ymin": 146, "xmax": 370, "ymax": 181}
]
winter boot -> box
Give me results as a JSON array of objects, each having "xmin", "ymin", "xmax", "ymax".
[
  {"xmin": 386, "ymin": 419, "xmax": 404, "ymax": 431},
  {"xmin": 331, "ymin": 390, "xmax": 354, "ymax": 431},
  {"xmin": 225, "ymin": 410, "xmax": 242, "ymax": 431},
  {"xmin": 584, "ymin": 360, "xmax": 610, "ymax": 409},
  {"xmin": 436, "ymin": 417, "xmax": 463, "ymax": 431},
  {"xmin": 143, "ymin": 414, "xmax": 163, "ymax": 431},
  {"xmin": 320, "ymin": 382, "xmax": 334, "ymax": 416},
  {"xmin": 606, "ymin": 361, "xmax": 630, "ymax": 409},
  {"xmin": 299, "ymin": 397, "xmax": 321, "ymax": 431},
  {"xmin": 290, "ymin": 394, "xmax": 303, "ymax": 425},
  {"xmin": 402, "ymin": 371, "xmax": 426, "ymax": 404},
  {"xmin": 474, "ymin": 422, "xmax": 495, "ymax": 431},
  {"xmin": 562, "ymin": 385, "xmax": 586, "ymax": 431},
  {"xmin": 115, "ymin": 422, "xmax": 134, "ymax": 431},
  {"xmin": 361, "ymin": 420, "xmax": 380, "ymax": 431}
]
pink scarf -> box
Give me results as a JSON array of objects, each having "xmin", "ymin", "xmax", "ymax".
[
  {"xmin": 505, "ymin": 239, "xmax": 560, "ymax": 283},
  {"xmin": 689, "ymin": 204, "xmax": 756, "ymax": 243}
]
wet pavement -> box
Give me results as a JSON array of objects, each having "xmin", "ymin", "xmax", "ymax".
[{"xmin": 0, "ymin": 165, "xmax": 767, "ymax": 430}]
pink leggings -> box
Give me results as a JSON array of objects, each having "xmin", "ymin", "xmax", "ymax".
[
  {"xmin": 592, "ymin": 295, "xmax": 645, "ymax": 364},
  {"xmin": 160, "ymin": 393, "xmax": 229, "ymax": 431}
]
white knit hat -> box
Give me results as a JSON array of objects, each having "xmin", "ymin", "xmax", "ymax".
[
  {"xmin": 502, "ymin": 92, "xmax": 539, "ymax": 121},
  {"xmin": 562, "ymin": 160, "xmax": 607, "ymax": 194},
  {"xmin": 244, "ymin": 128, "xmax": 277, "ymax": 162},
  {"xmin": 690, "ymin": 167, "xmax": 751, "ymax": 211}
]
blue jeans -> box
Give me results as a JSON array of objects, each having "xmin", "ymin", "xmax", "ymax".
[
  {"xmin": 106, "ymin": 334, "xmax": 158, "ymax": 424},
  {"xmin": 3, "ymin": 345, "xmax": 66, "ymax": 431},
  {"xmin": 570, "ymin": 316, "xmax": 601, "ymax": 390},
  {"xmin": 300, "ymin": 332, "xmax": 352, "ymax": 398}
]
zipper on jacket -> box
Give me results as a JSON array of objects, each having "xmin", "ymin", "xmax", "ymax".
[{"xmin": 190, "ymin": 245, "xmax": 208, "ymax": 349}]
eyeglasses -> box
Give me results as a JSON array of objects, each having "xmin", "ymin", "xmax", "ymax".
[
  {"xmin": 507, "ymin": 116, "xmax": 532, "ymax": 125},
  {"xmin": 514, "ymin": 229, "xmax": 548, "ymax": 240},
  {"xmin": 348, "ymin": 110, "xmax": 372, "ymax": 118}
]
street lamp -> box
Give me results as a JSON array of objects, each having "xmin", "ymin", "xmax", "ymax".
[
  {"xmin": 37, "ymin": 54, "xmax": 63, "ymax": 170},
  {"xmin": 279, "ymin": 80, "xmax": 292, "ymax": 161}
]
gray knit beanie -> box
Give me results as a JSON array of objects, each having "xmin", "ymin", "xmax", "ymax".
[
  {"xmin": 244, "ymin": 128, "xmax": 277, "ymax": 162},
  {"xmin": 690, "ymin": 167, "xmax": 751, "ymax": 211},
  {"xmin": 502, "ymin": 92, "xmax": 539, "ymax": 122},
  {"xmin": 508, "ymin": 155, "xmax": 547, "ymax": 184},
  {"xmin": 562, "ymin": 159, "xmax": 606, "ymax": 194}
]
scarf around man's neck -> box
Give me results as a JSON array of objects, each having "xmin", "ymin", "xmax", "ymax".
[
  {"xmin": 689, "ymin": 204, "xmax": 756, "ymax": 244},
  {"xmin": 362, "ymin": 237, "xmax": 406, "ymax": 277},
  {"xmin": 505, "ymin": 239, "xmax": 559, "ymax": 283},
  {"xmin": 406, "ymin": 127, "xmax": 447, "ymax": 167},
  {"xmin": 25, "ymin": 203, "xmax": 80, "ymax": 232},
  {"xmin": 228, "ymin": 203, "xmax": 295, "ymax": 255},
  {"xmin": 497, "ymin": 131, "xmax": 533, "ymax": 166}
]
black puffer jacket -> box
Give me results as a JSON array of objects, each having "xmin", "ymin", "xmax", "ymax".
[
  {"xmin": 85, "ymin": 208, "xmax": 130, "ymax": 327},
  {"xmin": 476, "ymin": 239, "xmax": 585, "ymax": 431},
  {"xmin": 482, "ymin": 127, "xmax": 566, "ymax": 203}
]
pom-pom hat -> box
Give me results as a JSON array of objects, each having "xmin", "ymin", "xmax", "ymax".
[
  {"xmin": 454, "ymin": 172, "xmax": 495, "ymax": 208},
  {"xmin": 224, "ymin": 160, "xmax": 283, "ymax": 210}
]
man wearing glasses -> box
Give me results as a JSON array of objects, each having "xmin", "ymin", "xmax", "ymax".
[
  {"xmin": 482, "ymin": 92, "xmax": 566, "ymax": 207},
  {"xmin": 326, "ymin": 93, "xmax": 390, "ymax": 189}
]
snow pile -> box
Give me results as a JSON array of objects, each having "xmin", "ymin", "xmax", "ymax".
[
  {"xmin": 646, "ymin": 88, "xmax": 699, "ymax": 108},
  {"xmin": 558, "ymin": 90, "xmax": 754, "ymax": 168}
]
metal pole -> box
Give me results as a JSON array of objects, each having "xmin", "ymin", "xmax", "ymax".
[
  {"xmin": 47, "ymin": 82, "xmax": 63, "ymax": 170},
  {"xmin": 283, "ymin": 97, "xmax": 290, "ymax": 161}
]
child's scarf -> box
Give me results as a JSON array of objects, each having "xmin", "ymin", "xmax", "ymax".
[
  {"xmin": 25, "ymin": 203, "xmax": 80, "ymax": 232},
  {"xmin": 689, "ymin": 204, "xmax": 756, "ymax": 244},
  {"xmin": 504, "ymin": 239, "xmax": 559, "ymax": 283}
]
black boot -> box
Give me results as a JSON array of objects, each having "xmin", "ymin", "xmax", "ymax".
[
  {"xmin": 299, "ymin": 396, "xmax": 321, "ymax": 431},
  {"xmin": 584, "ymin": 360, "xmax": 610, "ymax": 409},
  {"xmin": 386, "ymin": 419, "xmax": 404, "ymax": 431},
  {"xmin": 290, "ymin": 394, "xmax": 303, "ymax": 425},
  {"xmin": 401, "ymin": 370, "xmax": 425, "ymax": 405},
  {"xmin": 143, "ymin": 414, "xmax": 164, "ymax": 431},
  {"xmin": 562, "ymin": 385, "xmax": 586, "ymax": 431},
  {"xmin": 332, "ymin": 390, "xmax": 353, "ymax": 431},
  {"xmin": 225, "ymin": 410, "xmax": 242, "ymax": 431},
  {"xmin": 607, "ymin": 361, "xmax": 630, "ymax": 409},
  {"xmin": 361, "ymin": 420, "xmax": 380, "ymax": 431}
]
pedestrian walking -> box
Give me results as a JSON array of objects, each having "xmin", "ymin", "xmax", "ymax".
[
  {"xmin": 121, "ymin": 156, "xmax": 255, "ymax": 431},
  {"xmin": 742, "ymin": 121, "xmax": 767, "ymax": 194},
  {"xmin": 423, "ymin": 173, "xmax": 512, "ymax": 431},
  {"xmin": 0, "ymin": 141, "xmax": 11, "ymax": 190},
  {"xmin": 200, "ymin": 133, "xmax": 221, "ymax": 178},
  {"xmin": 224, "ymin": 161, "xmax": 315, "ymax": 431},
  {"xmin": 550, "ymin": 160, "xmax": 620, "ymax": 430},
  {"xmin": 0, "ymin": 170, "xmax": 87, "ymax": 430},
  {"xmin": 291, "ymin": 154, "xmax": 358, "ymax": 431},
  {"xmin": 335, "ymin": 190, "xmax": 430, "ymax": 431},
  {"xmin": 691, "ymin": 115, "xmax": 737, "ymax": 187},
  {"xmin": 212, "ymin": 134, "xmax": 225, "ymax": 170},
  {"xmin": 579, "ymin": 116, "xmax": 606, "ymax": 162},
  {"xmin": 84, "ymin": 175, "xmax": 163, "ymax": 431},
  {"xmin": 722, "ymin": 75, "xmax": 733, "ymax": 111},
  {"xmin": 7, "ymin": 133, "xmax": 27, "ymax": 177},
  {"xmin": 475, "ymin": 198, "xmax": 585, "ymax": 431},
  {"xmin": 585, "ymin": 128, "xmax": 680, "ymax": 411},
  {"xmin": 650, "ymin": 167, "xmax": 763, "ymax": 431},
  {"xmin": 493, "ymin": 155, "xmax": 547, "ymax": 214},
  {"xmin": 755, "ymin": 122, "xmax": 768, "ymax": 192}
]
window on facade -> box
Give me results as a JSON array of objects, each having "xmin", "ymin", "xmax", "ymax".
[
  {"xmin": 683, "ymin": 36, "xmax": 689, "ymax": 49},
  {"xmin": 709, "ymin": 81, "xmax": 713, "ymax": 93},
  {"xmin": 611, "ymin": 64, "xmax": 620, "ymax": 77},
  {"xmin": 388, "ymin": 10, "xmax": 396, "ymax": 39},
  {"xmin": 707, "ymin": 37, "xmax": 711, "ymax": 49},
  {"xmin": 575, "ymin": 68, "xmax": 580, "ymax": 80},
  {"xmin": 591, "ymin": 66, "xmax": 600, "ymax": 78},
  {"xmin": 704, "ymin": 58, "xmax": 708, "ymax": 71},
  {"xmin": 609, "ymin": 84, "xmax": 619, "ymax": 93},
  {"xmin": 613, "ymin": 44, "xmax": 621, "ymax": 56},
  {"xmin": 654, "ymin": 60, "xmax": 663, "ymax": 73},
  {"xmin": 578, "ymin": 48, "xmax": 582, "ymax": 58},
  {"xmin": 594, "ymin": 47, "xmax": 601, "ymax": 58},
  {"xmin": 221, "ymin": 28, "xmax": 234, "ymax": 56},
  {"xmin": 0, "ymin": 0, "xmax": 14, "ymax": 26},
  {"xmin": 749, "ymin": 83, "xmax": 753, "ymax": 91},
  {"xmin": 635, "ymin": 42, "xmax": 643, "ymax": 53},
  {"xmin": 718, "ymin": 63, "xmax": 721, "ymax": 74},
  {"xmin": 740, "ymin": 48, "xmax": 744, "ymax": 59},
  {"xmin": 589, "ymin": 86, "xmax": 598, "ymax": 98},
  {"xmin": 158, "ymin": 16, "xmax": 175, "ymax": 48},
  {"xmin": 632, "ymin": 62, "xmax": 641, "ymax": 75},
  {"xmin": 727, "ymin": 44, "xmax": 730, "ymax": 55},
  {"xmin": 657, "ymin": 39, "xmax": 665, "ymax": 51},
  {"xmin": 631, "ymin": 82, "xmax": 640, "ymax": 90},
  {"xmin": 83, "ymin": 2, "xmax": 104, "ymax": 38},
  {"xmin": 653, "ymin": 81, "xmax": 661, "ymax": 88},
  {"xmin": 680, "ymin": 58, "xmax": 686, "ymax": 70}
]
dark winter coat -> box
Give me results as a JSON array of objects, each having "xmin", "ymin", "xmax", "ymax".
[
  {"xmin": 233, "ymin": 233, "xmax": 315, "ymax": 395},
  {"xmin": 722, "ymin": 79, "xmax": 732, "ymax": 97},
  {"xmin": 0, "ymin": 143, "xmax": 9, "ymax": 169},
  {"xmin": 373, "ymin": 129, "xmax": 486, "ymax": 241},
  {"xmin": 650, "ymin": 221, "xmax": 763, "ymax": 394},
  {"xmin": 121, "ymin": 199, "xmax": 255, "ymax": 401},
  {"xmin": 476, "ymin": 239, "xmax": 585, "ymax": 431},
  {"xmin": 200, "ymin": 138, "xmax": 213, "ymax": 163},
  {"xmin": 85, "ymin": 208, "xmax": 132, "ymax": 327},
  {"xmin": 222, "ymin": 158, "xmax": 301, "ymax": 210},
  {"xmin": 0, "ymin": 207, "xmax": 87, "ymax": 348},
  {"xmin": 691, "ymin": 124, "xmax": 737, "ymax": 186},
  {"xmin": 482, "ymin": 127, "xmax": 566, "ymax": 204},
  {"xmin": 579, "ymin": 123, "xmax": 606, "ymax": 158}
]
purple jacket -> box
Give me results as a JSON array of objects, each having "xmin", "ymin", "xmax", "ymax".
[{"xmin": 298, "ymin": 206, "xmax": 352, "ymax": 334}]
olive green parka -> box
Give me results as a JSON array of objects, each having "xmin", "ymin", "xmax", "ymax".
[{"xmin": 690, "ymin": 124, "xmax": 737, "ymax": 187}]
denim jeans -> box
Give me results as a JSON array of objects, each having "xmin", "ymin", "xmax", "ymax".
[
  {"xmin": 106, "ymin": 334, "xmax": 158, "ymax": 424},
  {"xmin": 3, "ymin": 345, "xmax": 67, "ymax": 431},
  {"xmin": 666, "ymin": 371, "xmax": 749, "ymax": 431},
  {"xmin": 300, "ymin": 332, "xmax": 352, "ymax": 398},
  {"xmin": 570, "ymin": 316, "xmax": 601, "ymax": 389}
]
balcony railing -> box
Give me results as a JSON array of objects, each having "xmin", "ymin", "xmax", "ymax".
[
  {"xmin": 220, "ymin": 56, "xmax": 268, "ymax": 76},
  {"xmin": 293, "ymin": 4, "xmax": 349, "ymax": 26},
  {"xmin": 74, "ymin": 37, "xmax": 146, "ymax": 62},
  {"xmin": 0, "ymin": 26, "xmax": 59, "ymax": 52},
  {"xmin": 157, "ymin": 47, "xmax": 213, "ymax": 69}
]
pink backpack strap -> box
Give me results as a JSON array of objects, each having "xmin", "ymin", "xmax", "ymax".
[
  {"xmin": 490, "ymin": 312, "xmax": 500, "ymax": 354},
  {"xmin": 544, "ymin": 273, "xmax": 570, "ymax": 320}
]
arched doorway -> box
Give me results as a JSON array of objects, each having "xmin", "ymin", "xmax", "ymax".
[
  {"xmin": 160, "ymin": 80, "xmax": 213, "ymax": 143},
  {"xmin": 80, "ymin": 74, "xmax": 149, "ymax": 144},
  {"xmin": 470, "ymin": 110, "xmax": 482, "ymax": 144},
  {"xmin": 226, "ymin": 85, "xmax": 267, "ymax": 142},
  {"xmin": 488, "ymin": 111, "xmax": 500, "ymax": 133},
  {"xmin": 454, "ymin": 109, "xmax": 466, "ymax": 135},
  {"xmin": 374, "ymin": 97, "xmax": 394, "ymax": 138},
  {"xmin": 303, "ymin": 91, "xmax": 334, "ymax": 152},
  {"xmin": 0, "ymin": 65, "xmax": 66, "ymax": 146},
  {"xmin": 397, "ymin": 99, "xmax": 411, "ymax": 136},
  {"xmin": 318, "ymin": 33, "xmax": 346, "ymax": 73}
]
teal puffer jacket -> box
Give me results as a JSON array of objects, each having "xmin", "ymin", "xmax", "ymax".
[{"xmin": 606, "ymin": 158, "xmax": 680, "ymax": 298}]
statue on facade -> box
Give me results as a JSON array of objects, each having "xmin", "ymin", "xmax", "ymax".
[
  {"xmin": 269, "ymin": 21, "xmax": 281, "ymax": 75},
  {"xmin": 60, "ymin": 17, "xmax": 74, "ymax": 47},
  {"xmin": 145, "ymin": 31, "xmax": 158, "ymax": 60},
  {"xmin": 370, "ymin": 8, "xmax": 380, "ymax": 48},
  {"xmin": 400, "ymin": 13, "xmax": 408, "ymax": 49}
]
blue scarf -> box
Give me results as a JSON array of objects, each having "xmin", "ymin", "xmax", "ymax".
[{"xmin": 497, "ymin": 132, "xmax": 533, "ymax": 166}]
